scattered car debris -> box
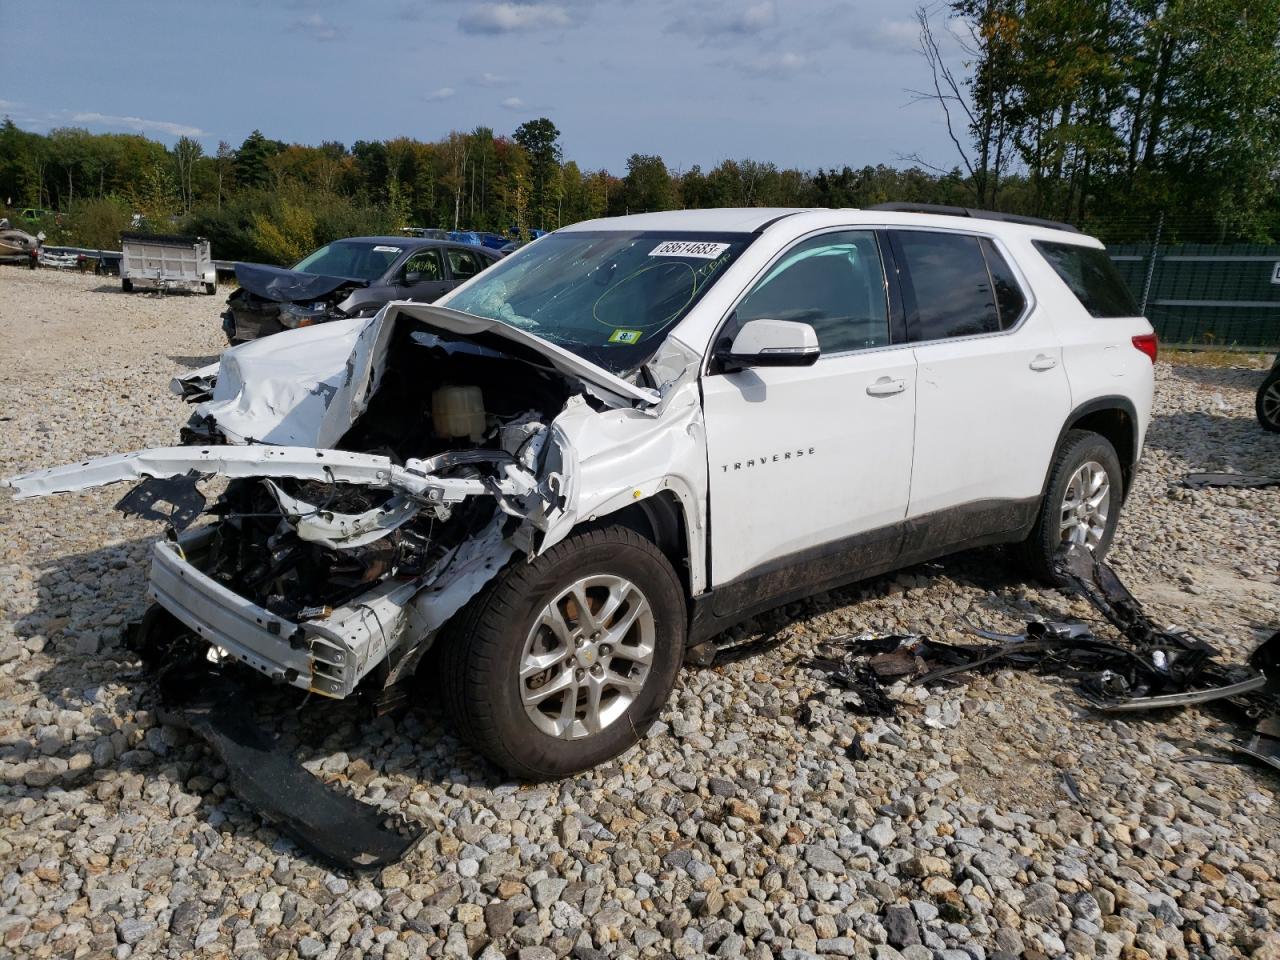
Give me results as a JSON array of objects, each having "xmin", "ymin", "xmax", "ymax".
[
  {"xmin": 1060, "ymin": 769, "xmax": 1085, "ymax": 804},
  {"xmin": 132, "ymin": 608, "xmax": 427, "ymax": 870},
  {"xmin": 1180, "ymin": 472, "xmax": 1280, "ymax": 490},
  {"xmin": 36, "ymin": 249, "xmax": 83, "ymax": 270},
  {"xmin": 799, "ymin": 544, "xmax": 1280, "ymax": 773}
]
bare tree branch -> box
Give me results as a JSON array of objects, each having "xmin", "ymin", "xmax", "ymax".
[{"xmin": 915, "ymin": 5, "xmax": 977, "ymax": 181}]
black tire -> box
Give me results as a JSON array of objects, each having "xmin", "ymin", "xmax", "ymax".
[
  {"xmin": 121, "ymin": 278, "xmax": 133, "ymax": 293},
  {"xmin": 204, "ymin": 282, "xmax": 217, "ymax": 295},
  {"xmin": 1257, "ymin": 368, "xmax": 1280, "ymax": 433},
  {"xmin": 1018, "ymin": 429, "xmax": 1124, "ymax": 581},
  {"xmin": 438, "ymin": 526, "xmax": 686, "ymax": 780}
]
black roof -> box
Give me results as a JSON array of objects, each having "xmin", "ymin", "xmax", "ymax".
[{"xmin": 868, "ymin": 203, "xmax": 1081, "ymax": 234}]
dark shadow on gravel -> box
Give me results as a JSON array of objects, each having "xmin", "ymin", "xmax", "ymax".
[
  {"xmin": 14, "ymin": 534, "xmax": 497, "ymax": 870},
  {"xmin": 168, "ymin": 354, "xmax": 221, "ymax": 369},
  {"xmin": 1168, "ymin": 363, "xmax": 1269, "ymax": 392},
  {"xmin": 1143, "ymin": 410, "xmax": 1280, "ymax": 473}
]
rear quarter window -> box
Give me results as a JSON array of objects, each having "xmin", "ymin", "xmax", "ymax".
[{"xmin": 1034, "ymin": 240, "xmax": 1139, "ymax": 318}]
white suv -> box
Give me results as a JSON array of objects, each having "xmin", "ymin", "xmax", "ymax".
[{"xmin": 5, "ymin": 206, "xmax": 1156, "ymax": 779}]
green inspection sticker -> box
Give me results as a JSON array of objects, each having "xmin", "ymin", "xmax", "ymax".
[{"xmin": 608, "ymin": 328, "xmax": 643, "ymax": 344}]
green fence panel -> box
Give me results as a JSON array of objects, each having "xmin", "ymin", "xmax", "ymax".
[{"xmin": 1108, "ymin": 244, "xmax": 1280, "ymax": 349}]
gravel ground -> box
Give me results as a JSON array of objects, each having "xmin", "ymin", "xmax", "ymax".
[{"xmin": 1, "ymin": 267, "xmax": 1279, "ymax": 960}]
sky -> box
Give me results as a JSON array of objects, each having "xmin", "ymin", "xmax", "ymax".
[{"xmin": 1, "ymin": 0, "xmax": 965, "ymax": 176}]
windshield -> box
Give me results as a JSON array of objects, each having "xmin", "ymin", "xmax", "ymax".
[
  {"xmin": 442, "ymin": 230, "xmax": 751, "ymax": 374},
  {"xmin": 293, "ymin": 240, "xmax": 404, "ymax": 282}
]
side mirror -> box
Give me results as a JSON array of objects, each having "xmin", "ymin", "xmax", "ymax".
[
  {"xmin": 721, "ymin": 318, "xmax": 820, "ymax": 370},
  {"xmin": 404, "ymin": 271, "xmax": 424, "ymax": 284}
]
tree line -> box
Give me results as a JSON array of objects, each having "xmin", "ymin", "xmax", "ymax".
[
  {"xmin": 2, "ymin": 0, "xmax": 1278, "ymax": 263},
  {"xmin": 920, "ymin": 0, "xmax": 1280, "ymax": 240}
]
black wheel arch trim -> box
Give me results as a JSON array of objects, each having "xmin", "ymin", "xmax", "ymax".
[{"xmin": 1046, "ymin": 395, "xmax": 1141, "ymax": 500}]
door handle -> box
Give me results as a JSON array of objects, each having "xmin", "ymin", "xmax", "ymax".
[
  {"xmin": 1029, "ymin": 354, "xmax": 1058, "ymax": 371},
  {"xmin": 866, "ymin": 377, "xmax": 906, "ymax": 397}
]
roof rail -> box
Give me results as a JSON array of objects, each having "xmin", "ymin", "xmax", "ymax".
[{"xmin": 867, "ymin": 202, "xmax": 1081, "ymax": 234}]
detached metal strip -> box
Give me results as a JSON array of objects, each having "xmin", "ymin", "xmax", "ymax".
[{"xmin": 1093, "ymin": 674, "xmax": 1267, "ymax": 712}]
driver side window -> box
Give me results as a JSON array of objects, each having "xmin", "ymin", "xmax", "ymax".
[
  {"xmin": 735, "ymin": 231, "xmax": 890, "ymax": 354},
  {"xmin": 402, "ymin": 249, "xmax": 443, "ymax": 283}
]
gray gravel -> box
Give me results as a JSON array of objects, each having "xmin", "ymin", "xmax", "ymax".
[{"xmin": 2, "ymin": 268, "xmax": 1279, "ymax": 959}]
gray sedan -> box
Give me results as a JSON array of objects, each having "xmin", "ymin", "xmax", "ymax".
[{"xmin": 222, "ymin": 237, "xmax": 501, "ymax": 343}]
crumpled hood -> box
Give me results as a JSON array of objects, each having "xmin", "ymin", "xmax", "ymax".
[
  {"xmin": 194, "ymin": 302, "xmax": 659, "ymax": 448},
  {"xmin": 234, "ymin": 262, "xmax": 367, "ymax": 302}
]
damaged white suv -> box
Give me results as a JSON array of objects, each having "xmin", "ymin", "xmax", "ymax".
[{"xmin": 5, "ymin": 206, "xmax": 1156, "ymax": 780}]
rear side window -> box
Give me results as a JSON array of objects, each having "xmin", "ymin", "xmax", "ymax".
[
  {"xmin": 893, "ymin": 231, "xmax": 999, "ymax": 341},
  {"xmin": 447, "ymin": 248, "xmax": 486, "ymax": 280},
  {"xmin": 980, "ymin": 238, "xmax": 1027, "ymax": 328},
  {"xmin": 1034, "ymin": 240, "xmax": 1138, "ymax": 317}
]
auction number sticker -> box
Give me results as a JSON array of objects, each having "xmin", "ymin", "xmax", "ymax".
[
  {"xmin": 649, "ymin": 240, "xmax": 730, "ymax": 259},
  {"xmin": 608, "ymin": 328, "xmax": 643, "ymax": 344}
]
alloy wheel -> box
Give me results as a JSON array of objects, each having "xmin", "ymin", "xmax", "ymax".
[
  {"xmin": 519, "ymin": 574, "xmax": 656, "ymax": 740},
  {"xmin": 1059, "ymin": 459, "xmax": 1111, "ymax": 550}
]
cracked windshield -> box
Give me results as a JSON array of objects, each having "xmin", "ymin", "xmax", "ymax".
[{"xmin": 445, "ymin": 231, "xmax": 750, "ymax": 374}]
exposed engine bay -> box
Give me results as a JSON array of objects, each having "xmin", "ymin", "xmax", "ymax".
[{"xmin": 203, "ymin": 325, "xmax": 569, "ymax": 621}]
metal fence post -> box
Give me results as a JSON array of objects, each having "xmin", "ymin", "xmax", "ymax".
[{"xmin": 1139, "ymin": 211, "xmax": 1164, "ymax": 316}]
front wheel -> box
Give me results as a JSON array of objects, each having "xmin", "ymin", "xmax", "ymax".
[
  {"xmin": 438, "ymin": 526, "xmax": 686, "ymax": 780},
  {"xmin": 1257, "ymin": 369, "xmax": 1280, "ymax": 433},
  {"xmin": 121, "ymin": 278, "xmax": 133, "ymax": 293},
  {"xmin": 1018, "ymin": 429, "xmax": 1123, "ymax": 581}
]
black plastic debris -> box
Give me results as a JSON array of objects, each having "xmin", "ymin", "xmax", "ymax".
[
  {"xmin": 1181, "ymin": 473, "xmax": 1280, "ymax": 490},
  {"xmin": 115, "ymin": 473, "xmax": 206, "ymax": 531},
  {"xmin": 797, "ymin": 545, "xmax": 1280, "ymax": 774},
  {"xmin": 132, "ymin": 607, "xmax": 427, "ymax": 870}
]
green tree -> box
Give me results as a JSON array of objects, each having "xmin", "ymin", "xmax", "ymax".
[
  {"xmin": 512, "ymin": 117, "xmax": 562, "ymax": 229},
  {"xmin": 235, "ymin": 130, "xmax": 277, "ymax": 190},
  {"xmin": 623, "ymin": 154, "xmax": 674, "ymax": 212}
]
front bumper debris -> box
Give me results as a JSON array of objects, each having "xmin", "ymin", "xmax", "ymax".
[
  {"xmin": 141, "ymin": 610, "xmax": 426, "ymax": 870},
  {"xmin": 151, "ymin": 527, "xmax": 427, "ymax": 698}
]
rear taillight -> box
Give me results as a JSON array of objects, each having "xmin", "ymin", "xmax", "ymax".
[{"xmin": 1132, "ymin": 333, "xmax": 1158, "ymax": 363}]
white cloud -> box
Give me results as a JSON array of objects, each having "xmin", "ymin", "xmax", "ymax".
[
  {"xmin": 425, "ymin": 86, "xmax": 457, "ymax": 101},
  {"xmin": 500, "ymin": 96, "xmax": 526, "ymax": 110},
  {"xmin": 739, "ymin": 51, "xmax": 813, "ymax": 76},
  {"xmin": 70, "ymin": 112, "xmax": 205, "ymax": 137},
  {"xmin": 459, "ymin": 3, "xmax": 570, "ymax": 34},
  {"xmin": 293, "ymin": 13, "xmax": 339, "ymax": 42},
  {"xmin": 735, "ymin": 1, "xmax": 776, "ymax": 33},
  {"xmin": 847, "ymin": 15, "xmax": 958, "ymax": 55},
  {"xmin": 0, "ymin": 99, "xmax": 16, "ymax": 110},
  {"xmin": 669, "ymin": 0, "xmax": 776, "ymax": 40},
  {"xmin": 475, "ymin": 71, "xmax": 512, "ymax": 87}
]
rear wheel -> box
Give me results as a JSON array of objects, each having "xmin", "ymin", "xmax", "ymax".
[
  {"xmin": 121, "ymin": 278, "xmax": 133, "ymax": 293},
  {"xmin": 438, "ymin": 526, "xmax": 685, "ymax": 780},
  {"xmin": 204, "ymin": 282, "xmax": 217, "ymax": 295},
  {"xmin": 1258, "ymin": 369, "xmax": 1280, "ymax": 433},
  {"xmin": 1018, "ymin": 429, "xmax": 1123, "ymax": 580}
]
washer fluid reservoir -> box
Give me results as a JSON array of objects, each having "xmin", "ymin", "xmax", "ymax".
[{"xmin": 431, "ymin": 385, "xmax": 486, "ymax": 441}]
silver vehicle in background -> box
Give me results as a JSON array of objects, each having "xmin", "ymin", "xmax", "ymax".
[{"xmin": 120, "ymin": 233, "xmax": 218, "ymax": 294}]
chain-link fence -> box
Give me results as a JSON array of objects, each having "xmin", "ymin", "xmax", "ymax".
[{"xmin": 1089, "ymin": 214, "xmax": 1280, "ymax": 350}]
